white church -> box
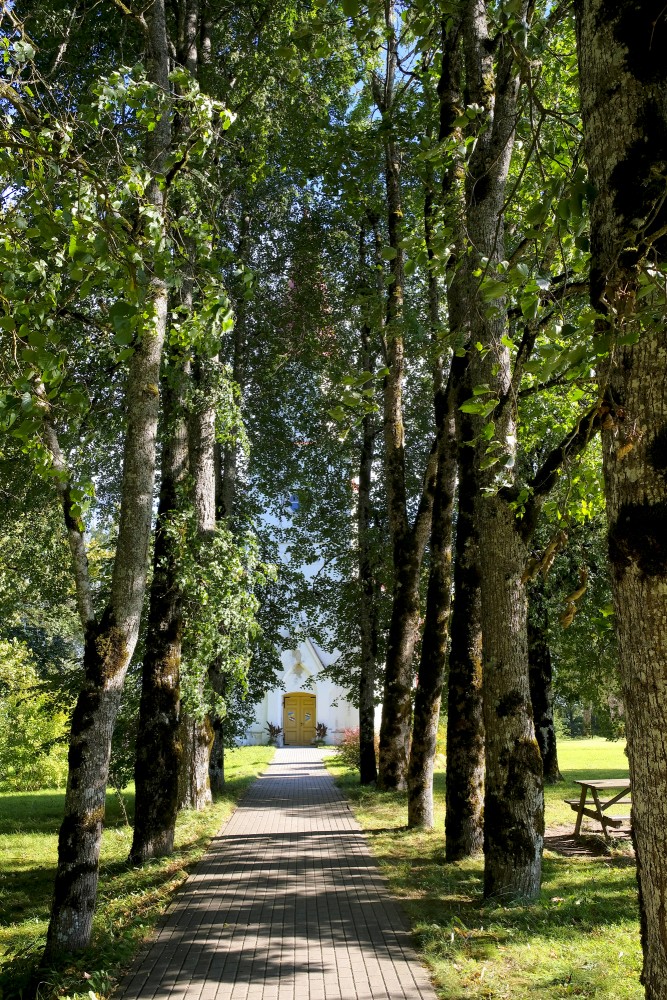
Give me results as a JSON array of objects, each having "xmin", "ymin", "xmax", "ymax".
[
  {"xmin": 242, "ymin": 638, "xmax": 358, "ymax": 746},
  {"xmin": 241, "ymin": 490, "xmax": 359, "ymax": 746}
]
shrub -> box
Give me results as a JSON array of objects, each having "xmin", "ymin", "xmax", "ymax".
[
  {"xmin": 0, "ymin": 640, "xmax": 70, "ymax": 790},
  {"xmin": 265, "ymin": 721, "xmax": 282, "ymax": 744},
  {"xmin": 334, "ymin": 727, "xmax": 361, "ymax": 769}
]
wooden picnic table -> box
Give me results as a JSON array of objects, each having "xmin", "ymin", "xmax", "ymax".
[{"xmin": 565, "ymin": 778, "xmax": 631, "ymax": 840}]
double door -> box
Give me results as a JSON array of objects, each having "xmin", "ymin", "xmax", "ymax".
[{"xmin": 283, "ymin": 693, "xmax": 316, "ymax": 746}]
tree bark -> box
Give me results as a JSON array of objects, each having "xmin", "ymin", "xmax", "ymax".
[
  {"xmin": 219, "ymin": 208, "xmax": 250, "ymax": 520},
  {"xmin": 407, "ymin": 375, "xmax": 457, "ymax": 827},
  {"xmin": 178, "ymin": 713, "xmax": 214, "ymax": 810},
  {"xmin": 527, "ymin": 578, "xmax": 562, "ymax": 784},
  {"xmin": 129, "ymin": 363, "xmax": 188, "ymax": 863},
  {"xmin": 179, "ymin": 356, "xmax": 217, "ymax": 812},
  {"xmin": 445, "ymin": 391, "xmax": 485, "ymax": 859},
  {"xmin": 375, "ymin": 1, "xmax": 437, "ymax": 791},
  {"xmin": 209, "ymin": 716, "xmax": 225, "ymax": 793},
  {"xmin": 406, "ymin": 84, "xmax": 462, "ymax": 823},
  {"xmin": 577, "ymin": 5, "xmax": 667, "ymax": 994},
  {"xmin": 43, "ymin": 0, "xmax": 171, "ymax": 959},
  {"xmin": 358, "ymin": 401, "xmax": 380, "ymax": 785},
  {"xmin": 462, "ymin": 0, "xmax": 544, "ymax": 901},
  {"xmin": 357, "ymin": 243, "xmax": 380, "ymax": 784}
]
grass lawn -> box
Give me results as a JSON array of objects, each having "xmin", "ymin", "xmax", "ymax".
[
  {"xmin": 0, "ymin": 745, "xmax": 274, "ymax": 1000},
  {"xmin": 326, "ymin": 738, "xmax": 641, "ymax": 1000}
]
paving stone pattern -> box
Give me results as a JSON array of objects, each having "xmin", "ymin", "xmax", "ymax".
[{"xmin": 118, "ymin": 748, "xmax": 437, "ymax": 1000}]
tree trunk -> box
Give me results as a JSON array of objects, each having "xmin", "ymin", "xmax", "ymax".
[
  {"xmin": 462, "ymin": 0, "xmax": 544, "ymax": 901},
  {"xmin": 358, "ymin": 310, "xmax": 380, "ymax": 786},
  {"xmin": 179, "ymin": 355, "xmax": 218, "ymax": 811},
  {"xmin": 375, "ymin": 4, "xmax": 437, "ymax": 791},
  {"xmin": 527, "ymin": 579, "xmax": 562, "ymax": 784},
  {"xmin": 178, "ymin": 714, "xmax": 214, "ymax": 810},
  {"xmin": 43, "ymin": 0, "xmax": 171, "ymax": 959},
  {"xmin": 209, "ymin": 716, "xmax": 225, "ymax": 793},
  {"xmin": 375, "ymin": 30, "xmax": 415, "ymax": 790},
  {"xmin": 130, "ymin": 364, "xmax": 188, "ymax": 863},
  {"xmin": 577, "ymin": 5, "xmax": 667, "ymax": 993},
  {"xmin": 407, "ymin": 379, "xmax": 456, "ymax": 827},
  {"xmin": 445, "ymin": 398, "xmax": 485, "ymax": 859},
  {"xmin": 406, "ymin": 112, "xmax": 461, "ymax": 825},
  {"xmin": 219, "ymin": 209, "xmax": 250, "ymax": 520}
]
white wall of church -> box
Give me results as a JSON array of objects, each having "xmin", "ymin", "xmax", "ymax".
[{"xmin": 241, "ymin": 640, "xmax": 358, "ymax": 745}]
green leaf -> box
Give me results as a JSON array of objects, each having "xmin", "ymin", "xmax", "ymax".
[
  {"xmin": 380, "ymin": 246, "xmax": 398, "ymax": 261},
  {"xmin": 28, "ymin": 331, "xmax": 47, "ymax": 349},
  {"xmin": 480, "ymin": 279, "xmax": 506, "ymax": 301},
  {"xmin": 520, "ymin": 294, "xmax": 539, "ymax": 320},
  {"xmin": 109, "ymin": 301, "xmax": 136, "ymax": 335},
  {"xmin": 342, "ymin": 0, "xmax": 360, "ymax": 15},
  {"xmin": 459, "ymin": 398, "xmax": 487, "ymax": 414}
]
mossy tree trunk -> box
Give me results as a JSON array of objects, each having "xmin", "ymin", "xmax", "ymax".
[
  {"xmin": 462, "ymin": 0, "xmax": 544, "ymax": 901},
  {"xmin": 577, "ymin": 4, "xmax": 667, "ymax": 995},
  {"xmin": 43, "ymin": 0, "xmax": 171, "ymax": 958},
  {"xmin": 130, "ymin": 363, "xmax": 188, "ymax": 863}
]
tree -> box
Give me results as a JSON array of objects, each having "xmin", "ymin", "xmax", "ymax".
[
  {"xmin": 41, "ymin": 1, "xmax": 173, "ymax": 957},
  {"xmin": 371, "ymin": 0, "xmax": 437, "ymax": 793},
  {"xmin": 576, "ymin": 3, "xmax": 667, "ymax": 995}
]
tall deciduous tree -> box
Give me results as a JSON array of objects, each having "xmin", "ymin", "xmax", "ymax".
[
  {"xmin": 454, "ymin": 0, "xmax": 545, "ymax": 900},
  {"xmin": 374, "ymin": 0, "xmax": 437, "ymax": 792},
  {"xmin": 44, "ymin": 0, "xmax": 172, "ymax": 956},
  {"xmin": 577, "ymin": 3, "xmax": 667, "ymax": 995}
]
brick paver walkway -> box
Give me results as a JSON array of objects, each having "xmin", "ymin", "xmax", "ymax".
[{"xmin": 118, "ymin": 748, "xmax": 437, "ymax": 1000}]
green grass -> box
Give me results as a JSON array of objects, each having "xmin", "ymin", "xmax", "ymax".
[
  {"xmin": 0, "ymin": 746, "xmax": 274, "ymax": 1000},
  {"xmin": 325, "ymin": 738, "xmax": 641, "ymax": 999}
]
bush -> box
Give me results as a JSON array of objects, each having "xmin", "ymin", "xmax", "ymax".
[
  {"xmin": 0, "ymin": 640, "xmax": 70, "ymax": 790},
  {"xmin": 333, "ymin": 727, "xmax": 360, "ymax": 769}
]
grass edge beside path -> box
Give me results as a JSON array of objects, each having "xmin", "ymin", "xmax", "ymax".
[
  {"xmin": 0, "ymin": 745, "xmax": 274, "ymax": 1000},
  {"xmin": 324, "ymin": 739, "xmax": 642, "ymax": 1000}
]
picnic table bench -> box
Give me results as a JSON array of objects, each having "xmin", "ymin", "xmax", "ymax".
[{"xmin": 565, "ymin": 778, "xmax": 631, "ymax": 840}]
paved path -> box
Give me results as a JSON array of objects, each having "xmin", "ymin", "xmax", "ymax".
[{"xmin": 118, "ymin": 748, "xmax": 437, "ymax": 1000}]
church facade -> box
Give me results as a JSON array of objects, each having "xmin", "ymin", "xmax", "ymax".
[{"xmin": 242, "ymin": 639, "xmax": 357, "ymax": 746}]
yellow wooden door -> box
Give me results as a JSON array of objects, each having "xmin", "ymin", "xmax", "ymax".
[{"xmin": 283, "ymin": 693, "xmax": 316, "ymax": 745}]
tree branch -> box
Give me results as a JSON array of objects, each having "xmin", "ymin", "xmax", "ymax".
[
  {"xmin": 519, "ymin": 399, "xmax": 602, "ymax": 540},
  {"xmin": 110, "ymin": 0, "xmax": 148, "ymax": 33},
  {"xmin": 36, "ymin": 399, "xmax": 95, "ymax": 628}
]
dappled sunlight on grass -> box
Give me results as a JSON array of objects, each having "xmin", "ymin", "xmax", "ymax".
[
  {"xmin": 326, "ymin": 739, "xmax": 641, "ymax": 999},
  {"xmin": 0, "ymin": 745, "xmax": 274, "ymax": 1000}
]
